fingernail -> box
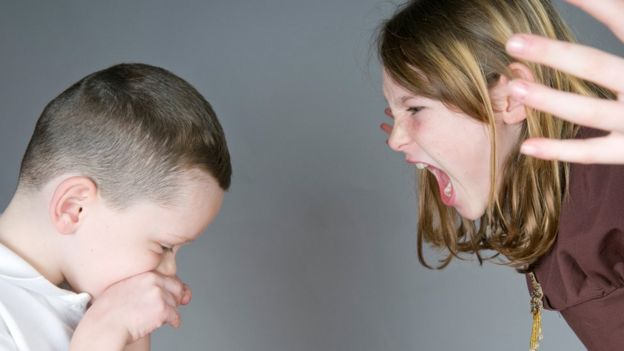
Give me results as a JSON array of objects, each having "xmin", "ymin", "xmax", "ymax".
[
  {"xmin": 509, "ymin": 80, "xmax": 529, "ymax": 99},
  {"xmin": 506, "ymin": 36, "xmax": 526, "ymax": 54},
  {"xmin": 520, "ymin": 143, "xmax": 537, "ymax": 155}
]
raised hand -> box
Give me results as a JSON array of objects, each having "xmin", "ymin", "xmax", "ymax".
[{"xmin": 506, "ymin": 0, "xmax": 624, "ymax": 164}]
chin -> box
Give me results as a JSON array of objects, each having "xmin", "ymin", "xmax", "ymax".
[{"xmin": 457, "ymin": 204, "xmax": 486, "ymax": 221}]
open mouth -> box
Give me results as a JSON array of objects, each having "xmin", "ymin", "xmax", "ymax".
[{"xmin": 414, "ymin": 162, "xmax": 455, "ymax": 206}]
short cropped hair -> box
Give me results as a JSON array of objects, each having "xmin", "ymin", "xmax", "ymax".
[{"xmin": 19, "ymin": 63, "xmax": 231, "ymax": 208}]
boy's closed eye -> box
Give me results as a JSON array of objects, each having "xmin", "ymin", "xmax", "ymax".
[{"xmin": 159, "ymin": 244, "xmax": 174, "ymax": 253}]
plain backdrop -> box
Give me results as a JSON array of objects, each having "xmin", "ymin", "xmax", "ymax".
[{"xmin": 1, "ymin": 1, "xmax": 622, "ymax": 350}]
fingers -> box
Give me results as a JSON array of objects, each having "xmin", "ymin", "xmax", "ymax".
[
  {"xmin": 148, "ymin": 273, "xmax": 188, "ymax": 328},
  {"xmin": 506, "ymin": 34, "xmax": 624, "ymax": 93},
  {"xmin": 381, "ymin": 107, "xmax": 394, "ymax": 139},
  {"xmin": 509, "ymin": 79, "xmax": 624, "ymax": 132},
  {"xmin": 152, "ymin": 273, "xmax": 189, "ymax": 304},
  {"xmin": 380, "ymin": 122, "xmax": 392, "ymax": 135},
  {"xmin": 163, "ymin": 302, "xmax": 181, "ymax": 329},
  {"xmin": 384, "ymin": 107, "xmax": 394, "ymax": 119},
  {"xmin": 566, "ymin": 0, "xmax": 624, "ymax": 42},
  {"xmin": 161, "ymin": 289, "xmax": 178, "ymax": 308},
  {"xmin": 381, "ymin": 108, "xmax": 394, "ymax": 135},
  {"xmin": 158, "ymin": 284, "xmax": 184, "ymax": 329},
  {"xmin": 181, "ymin": 284, "xmax": 192, "ymax": 305},
  {"xmin": 521, "ymin": 136, "xmax": 624, "ymax": 164},
  {"xmin": 159, "ymin": 275, "xmax": 185, "ymax": 304},
  {"xmin": 91, "ymin": 271, "xmax": 190, "ymax": 342}
]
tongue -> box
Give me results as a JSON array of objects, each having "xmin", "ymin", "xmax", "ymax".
[{"xmin": 428, "ymin": 166, "xmax": 452, "ymax": 202}]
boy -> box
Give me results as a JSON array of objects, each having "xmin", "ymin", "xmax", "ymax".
[{"xmin": 0, "ymin": 63, "xmax": 231, "ymax": 350}]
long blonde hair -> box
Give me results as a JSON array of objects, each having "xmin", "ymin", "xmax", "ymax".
[{"xmin": 378, "ymin": 0, "xmax": 614, "ymax": 270}]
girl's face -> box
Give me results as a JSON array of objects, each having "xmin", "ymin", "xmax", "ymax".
[{"xmin": 382, "ymin": 71, "xmax": 522, "ymax": 220}]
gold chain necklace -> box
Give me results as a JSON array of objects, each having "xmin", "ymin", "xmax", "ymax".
[{"xmin": 528, "ymin": 272, "xmax": 544, "ymax": 351}]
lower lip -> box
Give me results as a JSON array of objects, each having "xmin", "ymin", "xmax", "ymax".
[{"xmin": 426, "ymin": 166, "xmax": 455, "ymax": 206}]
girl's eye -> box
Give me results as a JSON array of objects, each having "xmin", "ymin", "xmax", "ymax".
[{"xmin": 407, "ymin": 106, "xmax": 424, "ymax": 114}]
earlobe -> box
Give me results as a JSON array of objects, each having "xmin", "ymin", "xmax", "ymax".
[{"xmin": 49, "ymin": 176, "xmax": 97, "ymax": 234}]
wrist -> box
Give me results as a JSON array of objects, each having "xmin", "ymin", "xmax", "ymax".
[{"xmin": 70, "ymin": 305, "xmax": 129, "ymax": 351}]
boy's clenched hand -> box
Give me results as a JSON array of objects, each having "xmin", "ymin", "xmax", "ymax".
[{"xmin": 70, "ymin": 271, "xmax": 192, "ymax": 351}]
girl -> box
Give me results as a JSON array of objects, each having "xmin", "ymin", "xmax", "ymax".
[{"xmin": 377, "ymin": 0, "xmax": 624, "ymax": 350}]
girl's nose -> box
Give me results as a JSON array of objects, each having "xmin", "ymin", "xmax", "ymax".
[{"xmin": 387, "ymin": 118, "xmax": 411, "ymax": 152}]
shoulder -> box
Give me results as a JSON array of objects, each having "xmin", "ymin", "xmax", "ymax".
[
  {"xmin": 0, "ymin": 276, "xmax": 80, "ymax": 350},
  {"xmin": 566, "ymin": 151, "xmax": 624, "ymax": 224},
  {"xmin": 560, "ymin": 131, "xmax": 624, "ymax": 272},
  {"xmin": 532, "ymin": 128, "xmax": 624, "ymax": 310},
  {"xmin": 565, "ymin": 127, "xmax": 624, "ymax": 216},
  {"xmin": 0, "ymin": 245, "xmax": 88, "ymax": 350}
]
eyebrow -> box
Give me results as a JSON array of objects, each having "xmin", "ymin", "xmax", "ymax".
[{"xmin": 400, "ymin": 95, "xmax": 419, "ymax": 103}]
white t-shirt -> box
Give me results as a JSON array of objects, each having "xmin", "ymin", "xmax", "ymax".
[{"xmin": 0, "ymin": 243, "xmax": 90, "ymax": 351}]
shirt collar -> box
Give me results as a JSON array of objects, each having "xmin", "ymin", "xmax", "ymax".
[{"xmin": 0, "ymin": 243, "xmax": 91, "ymax": 306}]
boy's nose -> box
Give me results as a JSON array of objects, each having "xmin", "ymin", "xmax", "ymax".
[{"xmin": 156, "ymin": 252, "xmax": 177, "ymax": 276}]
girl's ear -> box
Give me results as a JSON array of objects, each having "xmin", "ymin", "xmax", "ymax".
[
  {"xmin": 490, "ymin": 62, "xmax": 535, "ymax": 125},
  {"xmin": 49, "ymin": 176, "xmax": 97, "ymax": 234}
]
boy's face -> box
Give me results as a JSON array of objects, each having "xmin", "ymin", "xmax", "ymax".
[{"xmin": 62, "ymin": 170, "xmax": 224, "ymax": 298}]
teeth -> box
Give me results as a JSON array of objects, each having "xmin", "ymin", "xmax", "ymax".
[
  {"xmin": 444, "ymin": 182, "xmax": 452, "ymax": 197},
  {"xmin": 415, "ymin": 162, "xmax": 427, "ymax": 170}
]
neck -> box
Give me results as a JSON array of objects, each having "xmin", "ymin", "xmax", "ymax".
[{"xmin": 0, "ymin": 189, "xmax": 64, "ymax": 285}]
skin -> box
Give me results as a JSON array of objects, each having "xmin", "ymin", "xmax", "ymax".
[
  {"xmin": 381, "ymin": 70, "xmax": 524, "ymax": 220},
  {"xmin": 0, "ymin": 168, "xmax": 224, "ymax": 350},
  {"xmin": 507, "ymin": 0, "xmax": 624, "ymax": 164}
]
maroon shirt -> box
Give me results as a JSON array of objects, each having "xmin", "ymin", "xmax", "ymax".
[{"xmin": 528, "ymin": 128, "xmax": 624, "ymax": 350}]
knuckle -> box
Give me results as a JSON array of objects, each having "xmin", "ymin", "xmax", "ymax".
[
  {"xmin": 170, "ymin": 278, "xmax": 184, "ymax": 292},
  {"xmin": 155, "ymin": 300, "xmax": 169, "ymax": 316},
  {"xmin": 148, "ymin": 285, "xmax": 165, "ymax": 300}
]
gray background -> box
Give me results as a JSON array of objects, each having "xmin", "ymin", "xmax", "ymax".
[{"xmin": 0, "ymin": 1, "xmax": 622, "ymax": 350}]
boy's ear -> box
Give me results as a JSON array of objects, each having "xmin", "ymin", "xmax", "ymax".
[
  {"xmin": 49, "ymin": 176, "xmax": 97, "ymax": 234},
  {"xmin": 489, "ymin": 62, "xmax": 535, "ymax": 125}
]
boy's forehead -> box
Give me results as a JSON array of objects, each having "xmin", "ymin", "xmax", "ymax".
[
  {"xmin": 115, "ymin": 171, "xmax": 223, "ymax": 240},
  {"xmin": 176, "ymin": 173, "xmax": 224, "ymax": 229}
]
